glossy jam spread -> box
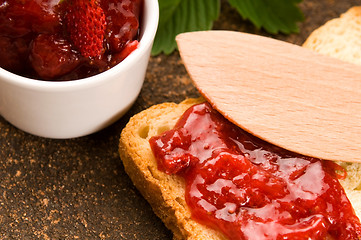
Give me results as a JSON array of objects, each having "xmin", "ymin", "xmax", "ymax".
[
  {"xmin": 0, "ymin": 0, "xmax": 141, "ymax": 80},
  {"xmin": 149, "ymin": 102, "xmax": 361, "ymax": 240}
]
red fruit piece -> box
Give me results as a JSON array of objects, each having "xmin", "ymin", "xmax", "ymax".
[
  {"xmin": 30, "ymin": 34, "xmax": 81, "ymax": 79},
  {"xmin": 0, "ymin": 0, "xmax": 61, "ymax": 38},
  {"xmin": 110, "ymin": 40, "xmax": 138, "ymax": 66},
  {"xmin": 64, "ymin": 0, "xmax": 106, "ymax": 58},
  {"xmin": 101, "ymin": 0, "xmax": 141, "ymax": 53}
]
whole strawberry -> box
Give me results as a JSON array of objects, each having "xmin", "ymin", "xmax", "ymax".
[{"xmin": 64, "ymin": 0, "xmax": 106, "ymax": 58}]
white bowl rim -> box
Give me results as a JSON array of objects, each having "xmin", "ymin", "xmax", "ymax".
[{"xmin": 0, "ymin": 0, "xmax": 159, "ymax": 92}]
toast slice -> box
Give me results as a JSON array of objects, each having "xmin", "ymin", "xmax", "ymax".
[
  {"xmin": 119, "ymin": 97, "xmax": 228, "ymax": 240},
  {"xmin": 303, "ymin": 6, "xmax": 361, "ymax": 65},
  {"xmin": 119, "ymin": 97, "xmax": 361, "ymax": 239}
]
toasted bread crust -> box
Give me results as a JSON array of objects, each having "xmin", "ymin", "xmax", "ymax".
[{"xmin": 119, "ymin": 98, "xmax": 228, "ymax": 240}]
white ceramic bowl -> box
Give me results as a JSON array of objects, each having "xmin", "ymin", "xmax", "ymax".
[{"xmin": 0, "ymin": 0, "xmax": 159, "ymax": 139}]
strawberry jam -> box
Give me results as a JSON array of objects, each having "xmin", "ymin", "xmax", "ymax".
[
  {"xmin": 149, "ymin": 102, "xmax": 361, "ymax": 240},
  {"xmin": 0, "ymin": 0, "xmax": 141, "ymax": 80}
]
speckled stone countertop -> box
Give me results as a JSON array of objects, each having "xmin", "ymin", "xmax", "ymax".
[{"xmin": 0, "ymin": 1, "xmax": 359, "ymax": 239}]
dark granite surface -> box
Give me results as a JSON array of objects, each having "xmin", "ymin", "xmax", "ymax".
[{"xmin": 0, "ymin": 0, "xmax": 359, "ymax": 239}]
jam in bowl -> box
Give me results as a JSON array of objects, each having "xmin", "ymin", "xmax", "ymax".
[
  {"xmin": 0, "ymin": 0, "xmax": 143, "ymax": 81},
  {"xmin": 0, "ymin": 0, "xmax": 159, "ymax": 138}
]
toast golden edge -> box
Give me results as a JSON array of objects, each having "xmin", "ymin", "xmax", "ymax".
[{"xmin": 119, "ymin": 97, "xmax": 228, "ymax": 240}]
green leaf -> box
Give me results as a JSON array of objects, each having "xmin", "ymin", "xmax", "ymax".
[
  {"xmin": 152, "ymin": 0, "xmax": 220, "ymax": 55},
  {"xmin": 227, "ymin": 0, "xmax": 304, "ymax": 34}
]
